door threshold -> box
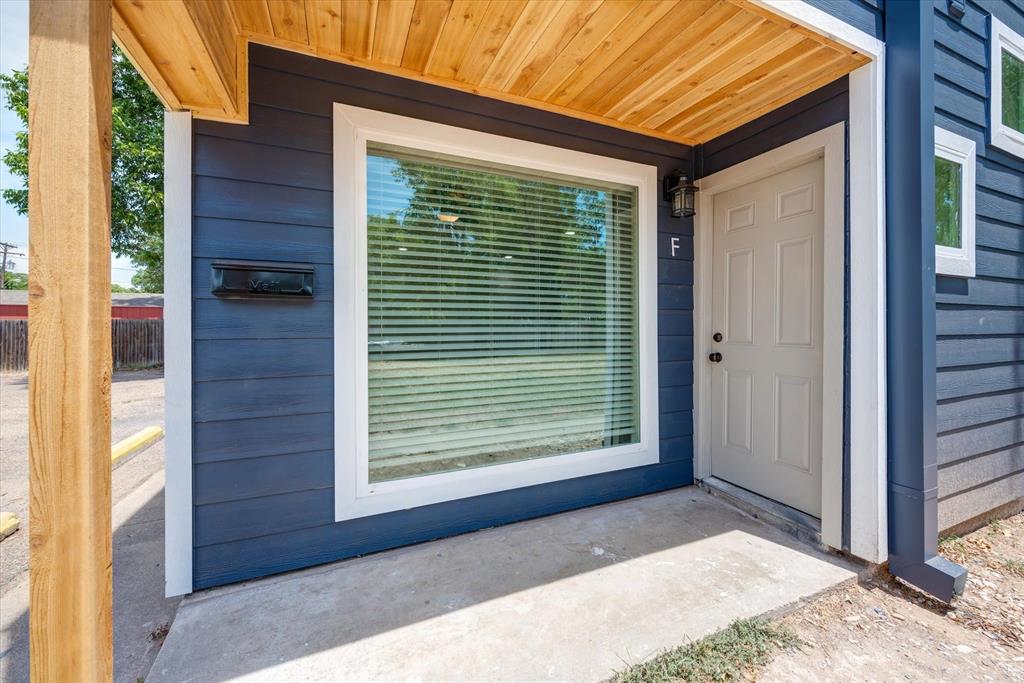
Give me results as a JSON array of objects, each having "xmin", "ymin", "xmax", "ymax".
[{"xmin": 699, "ymin": 476, "xmax": 824, "ymax": 549}]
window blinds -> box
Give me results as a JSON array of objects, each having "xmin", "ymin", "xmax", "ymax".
[{"xmin": 365, "ymin": 142, "xmax": 639, "ymax": 483}]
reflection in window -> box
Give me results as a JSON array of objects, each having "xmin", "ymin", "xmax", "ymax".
[
  {"xmin": 935, "ymin": 156, "xmax": 962, "ymax": 249},
  {"xmin": 365, "ymin": 143, "xmax": 639, "ymax": 483},
  {"xmin": 1003, "ymin": 48, "xmax": 1024, "ymax": 133}
]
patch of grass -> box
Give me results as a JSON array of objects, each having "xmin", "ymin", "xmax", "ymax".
[
  {"xmin": 989, "ymin": 519, "xmax": 1004, "ymax": 535},
  {"xmin": 1004, "ymin": 558, "xmax": 1024, "ymax": 578},
  {"xmin": 613, "ymin": 618, "xmax": 803, "ymax": 683},
  {"xmin": 939, "ymin": 535, "xmax": 968, "ymax": 563}
]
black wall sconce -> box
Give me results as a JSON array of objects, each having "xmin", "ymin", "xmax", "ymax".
[{"xmin": 663, "ymin": 170, "xmax": 697, "ymax": 218}]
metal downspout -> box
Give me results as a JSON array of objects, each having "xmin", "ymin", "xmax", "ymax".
[{"xmin": 884, "ymin": 0, "xmax": 967, "ymax": 602}]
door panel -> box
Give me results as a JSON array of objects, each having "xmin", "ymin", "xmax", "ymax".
[
  {"xmin": 774, "ymin": 374, "xmax": 812, "ymax": 473},
  {"xmin": 723, "ymin": 368, "xmax": 753, "ymax": 453},
  {"xmin": 775, "ymin": 237, "xmax": 814, "ymax": 347},
  {"xmin": 709, "ymin": 158, "xmax": 824, "ymax": 517},
  {"xmin": 725, "ymin": 248, "xmax": 754, "ymax": 344}
]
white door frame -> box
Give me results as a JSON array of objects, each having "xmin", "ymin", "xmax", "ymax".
[
  {"xmin": 695, "ymin": 123, "xmax": 845, "ymax": 547},
  {"xmin": 739, "ymin": 1, "xmax": 887, "ymax": 562}
]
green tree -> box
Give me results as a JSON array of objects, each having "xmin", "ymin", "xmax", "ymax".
[
  {"xmin": 0, "ymin": 45, "xmax": 164, "ymax": 291},
  {"xmin": 3, "ymin": 271, "xmax": 27, "ymax": 290}
]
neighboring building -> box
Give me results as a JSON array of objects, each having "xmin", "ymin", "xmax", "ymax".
[
  {"xmin": 0, "ymin": 289, "xmax": 163, "ymax": 319},
  {"xmin": 105, "ymin": 0, "xmax": 1020, "ymax": 601}
]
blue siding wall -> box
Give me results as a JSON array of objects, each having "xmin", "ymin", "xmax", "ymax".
[
  {"xmin": 701, "ymin": 77, "xmax": 849, "ymax": 176},
  {"xmin": 803, "ymin": 0, "xmax": 884, "ymax": 40},
  {"xmin": 190, "ymin": 45, "xmax": 695, "ymax": 589},
  {"xmin": 934, "ymin": 0, "xmax": 1024, "ymax": 530}
]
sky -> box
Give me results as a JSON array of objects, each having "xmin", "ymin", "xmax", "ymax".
[{"xmin": 0, "ymin": 0, "xmax": 138, "ymax": 287}]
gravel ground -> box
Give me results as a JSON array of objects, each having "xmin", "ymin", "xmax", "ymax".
[
  {"xmin": 760, "ymin": 512, "xmax": 1024, "ymax": 682},
  {"xmin": 0, "ymin": 368, "xmax": 166, "ymax": 592}
]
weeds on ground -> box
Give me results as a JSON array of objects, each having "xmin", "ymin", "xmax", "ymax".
[
  {"xmin": 613, "ymin": 618, "xmax": 802, "ymax": 683},
  {"xmin": 1004, "ymin": 558, "xmax": 1024, "ymax": 578},
  {"xmin": 938, "ymin": 535, "xmax": 968, "ymax": 564}
]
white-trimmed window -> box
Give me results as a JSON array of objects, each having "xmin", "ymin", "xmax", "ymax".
[
  {"xmin": 934, "ymin": 127, "xmax": 976, "ymax": 278},
  {"xmin": 990, "ymin": 16, "xmax": 1024, "ymax": 158},
  {"xmin": 333, "ymin": 103, "xmax": 659, "ymax": 521}
]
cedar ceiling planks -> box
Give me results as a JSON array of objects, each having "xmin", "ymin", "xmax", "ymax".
[{"xmin": 113, "ymin": 0, "xmax": 870, "ymax": 142}]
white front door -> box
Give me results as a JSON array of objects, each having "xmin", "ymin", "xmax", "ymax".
[{"xmin": 709, "ymin": 158, "xmax": 824, "ymax": 517}]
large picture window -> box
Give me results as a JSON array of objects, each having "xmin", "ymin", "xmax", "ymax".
[
  {"xmin": 366, "ymin": 143, "xmax": 639, "ymax": 483},
  {"xmin": 334, "ymin": 104, "xmax": 658, "ymax": 520},
  {"xmin": 990, "ymin": 16, "xmax": 1024, "ymax": 158}
]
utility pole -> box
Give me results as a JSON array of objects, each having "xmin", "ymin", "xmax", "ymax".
[{"xmin": 0, "ymin": 241, "xmax": 26, "ymax": 302}]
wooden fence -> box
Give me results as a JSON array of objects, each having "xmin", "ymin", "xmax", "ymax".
[{"xmin": 1, "ymin": 318, "xmax": 163, "ymax": 372}]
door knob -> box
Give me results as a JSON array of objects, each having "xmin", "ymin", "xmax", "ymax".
[
  {"xmin": 708, "ymin": 352, "xmax": 723, "ymax": 363},
  {"xmin": 713, "ymin": 332, "xmax": 723, "ymax": 342}
]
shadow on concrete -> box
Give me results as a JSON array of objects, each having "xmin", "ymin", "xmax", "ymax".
[
  {"xmin": 148, "ymin": 488, "xmax": 860, "ymax": 683},
  {"xmin": 0, "ymin": 477, "xmax": 181, "ymax": 683}
]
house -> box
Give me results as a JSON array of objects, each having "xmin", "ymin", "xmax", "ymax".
[
  {"xmin": 25, "ymin": 1, "xmax": 1024, "ymax": 674},
  {"xmin": 0, "ymin": 289, "xmax": 163, "ymax": 319}
]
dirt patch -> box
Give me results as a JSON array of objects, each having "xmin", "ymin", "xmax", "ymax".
[
  {"xmin": 939, "ymin": 515, "xmax": 1024, "ymax": 649},
  {"xmin": 760, "ymin": 512, "xmax": 1024, "ymax": 682}
]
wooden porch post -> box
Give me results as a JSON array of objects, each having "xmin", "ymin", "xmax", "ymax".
[{"xmin": 28, "ymin": 1, "xmax": 113, "ymax": 680}]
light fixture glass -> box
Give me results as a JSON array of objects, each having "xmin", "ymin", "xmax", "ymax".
[
  {"xmin": 437, "ymin": 212, "xmax": 459, "ymax": 223},
  {"xmin": 663, "ymin": 171, "xmax": 697, "ymax": 218}
]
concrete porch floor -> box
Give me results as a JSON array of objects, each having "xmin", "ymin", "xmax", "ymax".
[{"xmin": 149, "ymin": 487, "xmax": 859, "ymax": 683}]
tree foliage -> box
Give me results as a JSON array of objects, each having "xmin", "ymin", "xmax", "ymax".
[
  {"xmin": 2, "ymin": 271, "xmax": 27, "ymax": 290},
  {"xmin": 0, "ymin": 45, "xmax": 165, "ymax": 291}
]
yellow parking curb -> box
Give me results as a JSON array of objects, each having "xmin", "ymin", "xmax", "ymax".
[
  {"xmin": 0, "ymin": 512, "xmax": 19, "ymax": 540},
  {"xmin": 112, "ymin": 426, "xmax": 165, "ymax": 467}
]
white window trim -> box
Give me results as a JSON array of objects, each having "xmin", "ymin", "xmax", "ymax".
[
  {"xmin": 990, "ymin": 16, "xmax": 1024, "ymax": 159},
  {"xmin": 332, "ymin": 103, "xmax": 660, "ymax": 522},
  {"xmin": 934, "ymin": 127, "xmax": 977, "ymax": 278}
]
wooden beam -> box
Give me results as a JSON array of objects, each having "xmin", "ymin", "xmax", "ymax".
[{"xmin": 28, "ymin": 1, "xmax": 113, "ymax": 680}]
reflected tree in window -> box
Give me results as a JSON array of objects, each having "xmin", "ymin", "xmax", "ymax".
[{"xmin": 365, "ymin": 144, "xmax": 639, "ymax": 482}]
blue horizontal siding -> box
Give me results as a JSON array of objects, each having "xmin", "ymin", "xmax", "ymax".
[
  {"xmin": 190, "ymin": 44, "xmax": 697, "ymax": 589},
  {"xmin": 193, "ymin": 339, "xmax": 333, "ymax": 382},
  {"xmin": 192, "ymin": 460, "xmax": 692, "ymax": 589},
  {"xmin": 194, "ymin": 176, "xmax": 332, "ymax": 227},
  {"xmin": 803, "ymin": 0, "xmax": 884, "ymax": 40},
  {"xmin": 934, "ymin": 0, "xmax": 1024, "ymax": 530},
  {"xmin": 194, "ymin": 412, "xmax": 334, "ymax": 464},
  {"xmin": 193, "ymin": 451, "xmax": 333, "ymax": 505},
  {"xmin": 700, "ymin": 76, "xmax": 849, "ymax": 177},
  {"xmin": 193, "ymin": 219, "xmax": 333, "ymax": 264}
]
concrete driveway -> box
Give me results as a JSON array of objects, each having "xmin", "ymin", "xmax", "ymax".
[{"xmin": 0, "ymin": 369, "xmax": 179, "ymax": 683}]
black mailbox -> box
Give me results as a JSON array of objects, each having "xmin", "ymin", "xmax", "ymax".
[{"xmin": 211, "ymin": 260, "xmax": 314, "ymax": 300}]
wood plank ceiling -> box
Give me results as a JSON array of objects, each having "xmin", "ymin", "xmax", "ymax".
[{"xmin": 113, "ymin": 0, "xmax": 870, "ymax": 144}]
